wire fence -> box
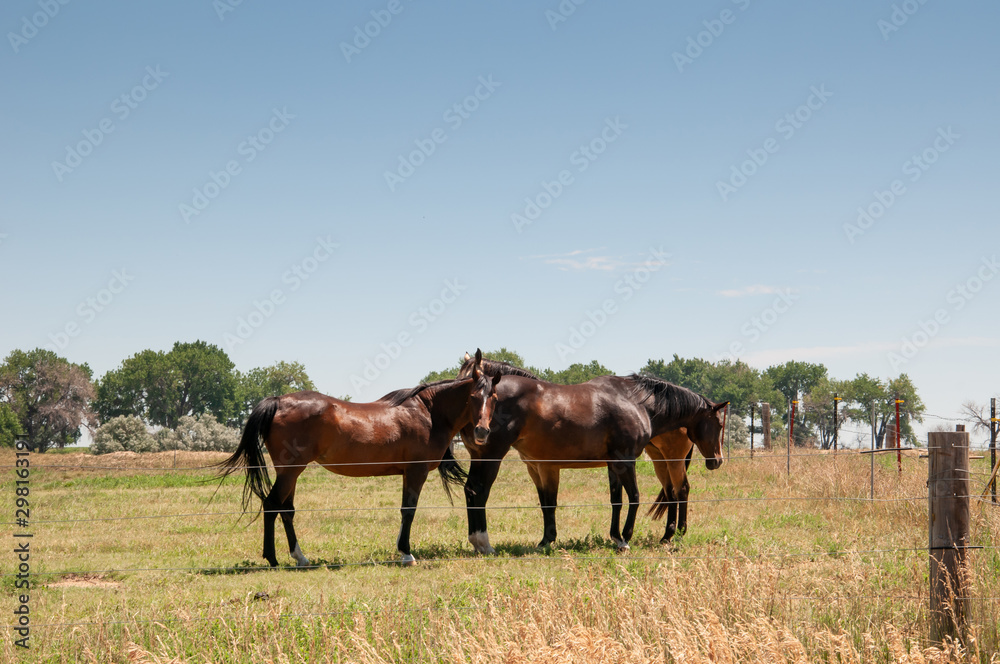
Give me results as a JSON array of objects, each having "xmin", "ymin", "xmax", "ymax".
[{"xmin": 4, "ymin": 446, "xmax": 998, "ymax": 634}]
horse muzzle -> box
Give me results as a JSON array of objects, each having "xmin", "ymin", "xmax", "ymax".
[
  {"xmin": 705, "ymin": 457, "xmax": 723, "ymax": 471},
  {"xmin": 473, "ymin": 426, "xmax": 490, "ymax": 444}
]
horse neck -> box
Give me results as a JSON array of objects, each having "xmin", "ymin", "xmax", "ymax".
[
  {"xmin": 421, "ymin": 380, "xmax": 474, "ymax": 434},
  {"xmin": 644, "ymin": 387, "xmax": 706, "ymax": 437}
]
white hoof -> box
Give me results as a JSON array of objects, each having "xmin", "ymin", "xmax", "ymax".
[
  {"xmin": 614, "ymin": 540, "xmax": 630, "ymax": 552},
  {"xmin": 469, "ymin": 531, "xmax": 496, "ymax": 555},
  {"xmin": 291, "ymin": 544, "xmax": 311, "ymax": 567},
  {"xmin": 399, "ymin": 553, "xmax": 417, "ymax": 566}
]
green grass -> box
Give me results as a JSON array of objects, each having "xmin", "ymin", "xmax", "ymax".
[{"xmin": 0, "ymin": 448, "xmax": 996, "ymax": 663}]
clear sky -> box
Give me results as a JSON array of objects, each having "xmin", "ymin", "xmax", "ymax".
[{"xmin": 2, "ymin": 1, "xmax": 997, "ymax": 441}]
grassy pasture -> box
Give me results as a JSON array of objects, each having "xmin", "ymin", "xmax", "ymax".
[{"xmin": 1, "ymin": 447, "xmax": 998, "ymax": 663}]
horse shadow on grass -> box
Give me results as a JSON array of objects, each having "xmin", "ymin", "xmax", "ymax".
[{"xmin": 200, "ymin": 533, "xmax": 690, "ymax": 575}]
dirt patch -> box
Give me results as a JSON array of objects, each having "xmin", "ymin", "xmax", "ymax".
[{"xmin": 48, "ymin": 574, "xmax": 120, "ymax": 588}]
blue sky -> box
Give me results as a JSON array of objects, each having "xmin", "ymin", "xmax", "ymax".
[{"xmin": 2, "ymin": 1, "xmax": 998, "ymax": 440}]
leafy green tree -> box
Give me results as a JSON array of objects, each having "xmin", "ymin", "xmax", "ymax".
[
  {"xmin": 420, "ymin": 348, "xmax": 538, "ymax": 384},
  {"xmin": 842, "ymin": 373, "xmax": 925, "ymax": 448},
  {"xmin": 765, "ymin": 360, "xmax": 828, "ymax": 444},
  {"xmin": 801, "ymin": 377, "xmax": 851, "ymax": 449},
  {"xmin": 232, "ymin": 361, "xmax": 315, "ymax": 427},
  {"xmin": 0, "ymin": 348, "xmax": 95, "ymax": 452},
  {"xmin": 539, "ymin": 360, "xmax": 614, "ymax": 385},
  {"xmin": 0, "ymin": 402, "xmax": 22, "ymax": 448},
  {"xmin": 641, "ymin": 355, "xmax": 714, "ymax": 395},
  {"xmin": 765, "ymin": 361, "xmax": 828, "ymax": 406},
  {"xmin": 640, "ymin": 355, "xmax": 782, "ymax": 419},
  {"xmin": 95, "ymin": 341, "xmax": 237, "ymax": 428}
]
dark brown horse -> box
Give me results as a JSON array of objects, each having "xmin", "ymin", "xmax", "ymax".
[
  {"xmin": 217, "ymin": 351, "xmax": 499, "ymax": 566},
  {"xmin": 456, "ymin": 356, "xmax": 726, "ymax": 553}
]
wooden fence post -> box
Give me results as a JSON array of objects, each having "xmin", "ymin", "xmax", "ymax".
[
  {"xmin": 928, "ymin": 425, "xmax": 970, "ymax": 644},
  {"xmin": 762, "ymin": 403, "xmax": 771, "ymax": 450}
]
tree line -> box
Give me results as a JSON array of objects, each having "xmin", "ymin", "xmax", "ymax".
[
  {"xmin": 0, "ymin": 341, "xmax": 314, "ymax": 453},
  {"xmin": 0, "ymin": 342, "xmax": 927, "ymax": 452},
  {"xmin": 423, "ymin": 349, "xmax": 927, "ymax": 449}
]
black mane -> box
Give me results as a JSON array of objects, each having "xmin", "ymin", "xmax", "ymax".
[
  {"xmin": 377, "ymin": 378, "xmax": 468, "ymax": 407},
  {"xmin": 459, "ymin": 356, "xmax": 540, "ymax": 380},
  {"xmin": 627, "ymin": 373, "xmax": 712, "ymax": 418}
]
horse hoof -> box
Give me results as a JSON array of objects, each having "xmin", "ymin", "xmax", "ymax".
[
  {"xmin": 469, "ymin": 531, "xmax": 496, "ymax": 555},
  {"xmin": 400, "ymin": 553, "xmax": 417, "ymax": 566},
  {"xmin": 614, "ymin": 540, "xmax": 630, "ymax": 552}
]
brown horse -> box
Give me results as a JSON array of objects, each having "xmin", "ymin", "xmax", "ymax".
[
  {"xmin": 645, "ymin": 428, "xmax": 699, "ymax": 543},
  {"xmin": 456, "ymin": 356, "xmax": 726, "ymax": 553},
  {"xmin": 217, "ymin": 351, "xmax": 500, "ymax": 567}
]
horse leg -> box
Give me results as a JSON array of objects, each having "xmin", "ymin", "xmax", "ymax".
[
  {"xmin": 618, "ymin": 461, "xmax": 641, "ymax": 548},
  {"xmin": 676, "ymin": 474, "xmax": 691, "ymax": 537},
  {"xmin": 662, "ymin": 485, "xmax": 678, "ymax": 543},
  {"xmin": 397, "ymin": 466, "xmax": 430, "ymax": 566},
  {"xmin": 262, "ymin": 472, "xmax": 300, "ymax": 567},
  {"xmin": 278, "ymin": 483, "xmax": 310, "ymax": 567},
  {"xmin": 465, "ymin": 459, "xmax": 501, "ymax": 555},
  {"xmin": 646, "ymin": 445, "xmax": 677, "ymax": 543},
  {"xmin": 664, "ymin": 457, "xmax": 689, "ymax": 542},
  {"xmin": 606, "ymin": 465, "xmax": 625, "ymax": 548},
  {"xmin": 526, "ymin": 463, "xmax": 560, "ymax": 548}
]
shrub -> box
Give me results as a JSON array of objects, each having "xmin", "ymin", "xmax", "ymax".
[
  {"xmin": 91, "ymin": 414, "xmax": 239, "ymax": 454},
  {"xmin": 91, "ymin": 416, "xmax": 156, "ymax": 454},
  {"xmin": 158, "ymin": 414, "xmax": 239, "ymax": 453}
]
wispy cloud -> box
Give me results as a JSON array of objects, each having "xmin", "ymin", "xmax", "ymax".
[
  {"xmin": 717, "ymin": 284, "xmax": 784, "ymax": 298},
  {"xmin": 527, "ymin": 248, "xmax": 666, "ymax": 272}
]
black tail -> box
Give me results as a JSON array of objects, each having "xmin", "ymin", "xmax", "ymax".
[
  {"xmin": 646, "ymin": 447, "xmax": 694, "ymax": 520},
  {"xmin": 437, "ymin": 445, "xmax": 468, "ymax": 505},
  {"xmin": 215, "ymin": 397, "xmax": 279, "ymax": 516},
  {"xmin": 647, "ymin": 488, "xmax": 670, "ymax": 520}
]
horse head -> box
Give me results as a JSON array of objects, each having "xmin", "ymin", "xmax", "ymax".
[
  {"xmin": 688, "ymin": 401, "xmax": 728, "ymax": 470},
  {"xmin": 463, "ymin": 349, "xmax": 502, "ymax": 445}
]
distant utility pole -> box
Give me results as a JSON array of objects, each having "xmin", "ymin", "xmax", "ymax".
[
  {"xmin": 788, "ymin": 399, "xmax": 797, "ymax": 476},
  {"xmin": 833, "ymin": 394, "xmax": 842, "ymax": 454},
  {"xmin": 749, "ymin": 403, "xmax": 755, "ymax": 459},
  {"xmin": 895, "ymin": 396, "xmax": 904, "ymax": 474},
  {"xmin": 991, "ymin": 397, "xmax": 997, "ymax": 503}
]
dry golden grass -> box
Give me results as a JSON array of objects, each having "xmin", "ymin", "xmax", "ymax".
[{"xmin": 1, "ymin": 446, "xmax": 998, "ymax": 662}]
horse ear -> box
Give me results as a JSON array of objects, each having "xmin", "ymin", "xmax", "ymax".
[
  {"xmin": 463, "ymin": 352, "xmax": 472, "ymax": 361},
  {"xmin": 475, "ymin": 348, "xmax": 483, "ymax": 365},
  {"xmin": 491, "ymin": 373, "xmax": 502, "ymax": 388},
  {"xmin": 713, "ymin": 401, "xmax": 729, "ymax": 412}
]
